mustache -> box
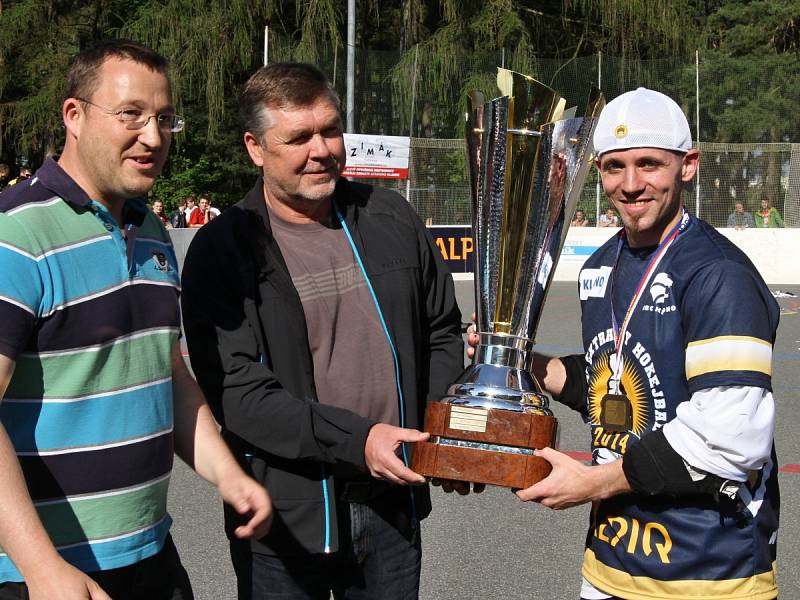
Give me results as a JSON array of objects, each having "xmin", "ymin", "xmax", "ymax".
[{"xmin": 302, "ymin": 156, "xmax": 341, "ymax": 174}]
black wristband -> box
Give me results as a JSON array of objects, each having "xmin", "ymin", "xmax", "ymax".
[
  {"xmin": 553, "ymin": 354, "xmax": 588, "ymax": 417},
  {"xmin": 622, "ymin": 429, "xmax": 731, "ymax": 497}
]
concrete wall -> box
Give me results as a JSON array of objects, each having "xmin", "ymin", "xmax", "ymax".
[
  {"xmin": 169, "ymin": 225, "xmax": 799, "ymax": 285},
  {"xmin": 169, "ymin": 228, "xmax": 197, "ymax": 273},
  {"xmin": 715, "ymin": 228, "xmax": 799, "ymax": 285},
  {"xmin": 554, "ymin": 227, "xmax": 800, "ymax": 285}
]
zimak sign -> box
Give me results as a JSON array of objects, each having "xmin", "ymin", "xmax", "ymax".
[{"xmin": 342, "ymin": 133, "xmax": 411, "ymax": 180}]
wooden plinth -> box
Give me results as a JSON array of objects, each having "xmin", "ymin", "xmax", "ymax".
[{"xmin": 411, "ymin": 400, "xmax": 558, "ymax": 489}]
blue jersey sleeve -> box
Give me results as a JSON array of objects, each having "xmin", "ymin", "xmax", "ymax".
[{"xmin": 680, "ymin": 258, "xmax": 778, "ymax": 394}]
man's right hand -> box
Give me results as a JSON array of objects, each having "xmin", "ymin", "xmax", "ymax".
[
  {"xmin": 364, "ymin": 423, "xmax": 428, "ymax": 485},
  {"xmin": 466, "ymin": 313, "xmax": 479, "ymax": 359},
  {"xmin": 26, "ymin": 561, "xmax": 110, "ymax": 600}
]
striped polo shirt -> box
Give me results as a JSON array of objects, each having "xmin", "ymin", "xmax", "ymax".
[{"xmin": 0, "ymin": 159, "xmax": 180, "ymax": 581}]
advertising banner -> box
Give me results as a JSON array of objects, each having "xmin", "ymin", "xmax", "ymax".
[
  {"xmin": 427, "ymin": 226, "xmax": 606, "ymax": 278},
  {"xmin": 342, "ymin": 133, "xmax": 411, "ymax": 179},
  {"xmin": 428, "ymin": 225, "xmax": 474, "ymax": 275}
]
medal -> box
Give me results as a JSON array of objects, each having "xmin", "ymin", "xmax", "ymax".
[
  {"xmin": 600, "ymin": 393, "xmax": 632, "ymax": 432},
  {"xmin": 604, "ymin": 211, "xmax": 688, "ymax": 433}
]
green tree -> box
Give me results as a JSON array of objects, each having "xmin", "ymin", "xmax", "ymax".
[
  {"xmin": 395, "ymin": 0, "xmax": 698, "ymax": 137},
  {"xmin": 701, "ymin": 0, "xmax": 799, "ymax": 143},
  {"xmin": 2, "ymin": 0, "xmax": 796, "ymax": 210},
  {"xmin": 698, "ymin": 0, "xmax": 800, "ymax": 211},
  {"xmin": 0, "ymin": 0, "xmax": 98, "ymax": 160}
]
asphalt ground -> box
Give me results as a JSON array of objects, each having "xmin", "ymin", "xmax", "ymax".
[{"xmin": 169, "ymin": 281, "xmax": 800, "ymax": 599}]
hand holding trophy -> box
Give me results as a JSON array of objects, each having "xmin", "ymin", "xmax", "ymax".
[{"xmin": 411, "ymin": 69, "xmax": 604, "ymax": 489}]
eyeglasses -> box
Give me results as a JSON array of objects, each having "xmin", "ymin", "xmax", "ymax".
[{"xmin": 76, "ymin": 98, "xmax": 185, "ymax": 133}]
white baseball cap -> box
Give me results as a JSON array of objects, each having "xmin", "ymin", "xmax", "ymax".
[{"xmin": 593, "ymin": 87, "xmax": 692, "ymax": 157}]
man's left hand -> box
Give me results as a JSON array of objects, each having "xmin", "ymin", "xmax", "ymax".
[
  {"xmin": 218, "ymin": 472, "xmax": 273, "ymax": 539},
  {"xmin": 515, "ymin": 447, "xmax": 630, "ymax": 509}
]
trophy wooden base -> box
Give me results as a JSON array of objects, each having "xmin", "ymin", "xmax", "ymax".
[{"xmin": 411, "ymin": 401, "xmax": 558, "ymax": 489}]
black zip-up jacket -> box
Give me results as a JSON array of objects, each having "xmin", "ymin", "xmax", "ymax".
[{"xmin": 181, "ymin": 177, "xmax": 464, "ymax": 556}]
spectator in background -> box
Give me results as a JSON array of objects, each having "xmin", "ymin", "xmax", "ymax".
[
  {"xmin": 727, "ymin": 201, "xmax": 755, "ymax": 230},
  {"xmin": 188, "ymin": 194, "xmax": 214, "ymax": 227},
  {"xmin": 571, "ymin": 209, "xmax": 590, "ymax": 227},
  {"xmin": 7, "ymin": 166, "xmax": 33, "ymax": 187},
  {"xmin": 200, "ymin": 192, "xmax": 221, "ymax": 217},
  {"xmin": 184, "ymin": 195, "xmax": 198, "ymax": 223},
  {"xmin": 597, "ymin": 206, "xmax": 619, "ymax": 227},
  {"xmin": 152, "ymin": 199, "xmax": 171, "ymax": 228},
  {"xmin": 0, "ymin": 163, "xmax": 10, "ymax": 190},
  {"xmin": 756, "ymin": 198, "xmax": 784, "ymax": 228},
  {"xmin": 169, "ymin": 198, "xmax": 187, "ymax": 228}
]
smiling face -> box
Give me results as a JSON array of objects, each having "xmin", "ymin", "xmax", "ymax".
[
  {"xmin": 597, "ymin": 147, "xmax": 699, "ymax": 247},
  {"xmin": 244, "ymin": 96, "xmax": 345, "ymax": 221},
  {"xmin": 60, "ymin": 57, "xmax": 173, "ymax": 212}
]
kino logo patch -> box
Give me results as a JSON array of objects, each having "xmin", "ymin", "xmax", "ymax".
[{"xmin": 580, "ymin": 266, "xmax": 613, "ymax": 300}]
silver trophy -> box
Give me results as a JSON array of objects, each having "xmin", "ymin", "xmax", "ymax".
[{"xmin": 413, "ymin": 69, "xmax": 603, "ymax": 488}]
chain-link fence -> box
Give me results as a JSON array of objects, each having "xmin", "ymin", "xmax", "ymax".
[
  {"xmin": 355, "ymin": 139, "xmax": 800, "ymax": 228},
  {"xmin": 266, "ymin": 33, "xmax": 799, "ymax": 227}
]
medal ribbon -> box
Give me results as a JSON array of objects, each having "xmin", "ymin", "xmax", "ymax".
[{"xmin": 608, "ymin": 211, "xmax": 689, "ymax": 389}]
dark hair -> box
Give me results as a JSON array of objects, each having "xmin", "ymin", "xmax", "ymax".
[
  {"xmin": 65, "ymin": 39, "xmax": 169, "ymax": 102},
  {"xmin": 240, "ymin": 63, "xmax": 340, "ymax": 140}
]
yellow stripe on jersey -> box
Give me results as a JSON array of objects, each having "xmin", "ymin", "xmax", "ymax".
[
  {"xmin": 582, "ymin": 549, "xmax": 777, "ymax": 600},
  {"xmin": 685, "ymin": 335, "xmax": 772, "ymax": 380}
]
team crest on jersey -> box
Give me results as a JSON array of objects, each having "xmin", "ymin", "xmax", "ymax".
[
  {"xmin": 641, "ymin": 272, "xmax": 676, "ymax": 315},
  {"xmin": 649, "ymin": 272, "xmax": 673, "ymax": 304}
]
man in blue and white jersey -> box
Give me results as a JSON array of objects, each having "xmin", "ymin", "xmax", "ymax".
[{"xmin": 471, "ymin": 88, "xmax": 780, "ymax": 599}]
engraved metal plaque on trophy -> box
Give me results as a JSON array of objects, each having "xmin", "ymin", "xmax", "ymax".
[{"xmin": 412, "ymin": 69, "xmax": 604, "ymax": 489}]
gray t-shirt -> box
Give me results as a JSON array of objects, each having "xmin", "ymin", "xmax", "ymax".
[{"xmin": 268, "ymin": 205, "xmax": 399, "ymax": 426}]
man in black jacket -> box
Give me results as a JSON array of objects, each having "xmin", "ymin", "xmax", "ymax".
[{"xmin": 181, "ymin": 63, "xmax": 464, "ymax": 599}]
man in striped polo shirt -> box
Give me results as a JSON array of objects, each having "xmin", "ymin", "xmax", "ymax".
[{"xmin": 0, "ymin": 40, "xmax": 271, "ymax": 600}]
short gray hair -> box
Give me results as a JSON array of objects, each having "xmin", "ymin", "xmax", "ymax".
[{"xmin": 240, "ymin": 63, "xmax": 340, "ymax": 141}]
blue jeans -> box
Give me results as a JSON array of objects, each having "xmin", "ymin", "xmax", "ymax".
[
  {"xmin": 232, "ymin": 491, "xmax": 421, "ymax": 600},
  {"xmin": 0, "ymin": 535, "xmax": 193, "ymax": 600}
]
